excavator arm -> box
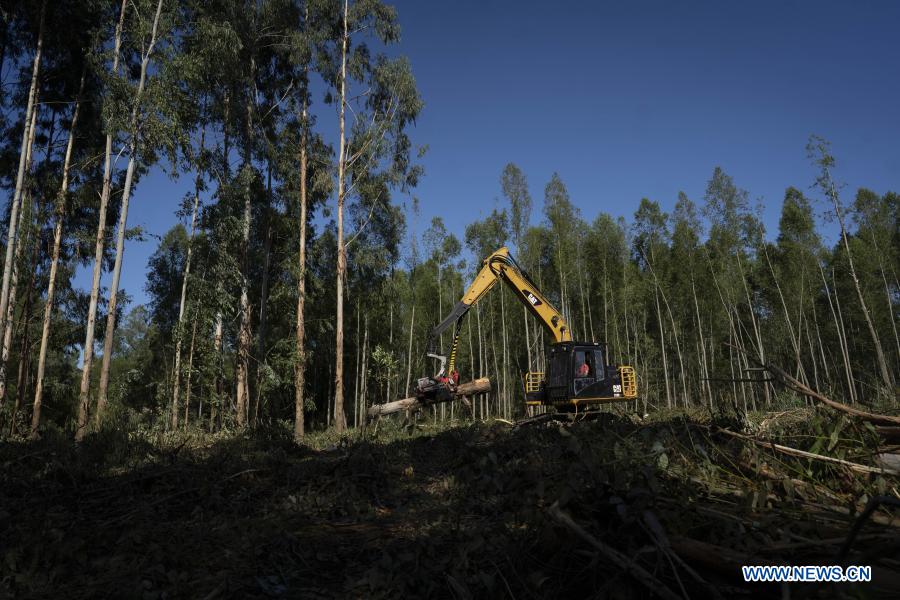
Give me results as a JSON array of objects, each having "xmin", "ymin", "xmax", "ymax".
[{"xmin": 426, "ymin": 247, "xmax": 571, "ymax": 379}]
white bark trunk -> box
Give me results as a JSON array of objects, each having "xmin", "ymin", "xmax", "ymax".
[
  {"xmin": 96, "ymin": 0, "xmax": 165, "ymax": 424},
  {"xmin": 332, "ymin": 0, "xmax": 350, "ymax": 432},
  {"xmin": 0, "ymin": 1, "xmax": 44, "ymax": 357},
  {"xmin": 75, "ymin": 0, "xmax": 128, "ymax": 441},
  {"xmin": 30, "ymin": 75, "xmax": 84, "ymax": 437}
]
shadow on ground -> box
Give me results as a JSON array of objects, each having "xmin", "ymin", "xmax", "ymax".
[{"xmin": 1, "ymin": 414, "xmax": 898, "ymax": 598}]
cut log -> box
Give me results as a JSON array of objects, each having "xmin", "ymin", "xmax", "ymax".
[{"xmin": 367, "ymin": 377, "xmax": 491, "ymax": 418}]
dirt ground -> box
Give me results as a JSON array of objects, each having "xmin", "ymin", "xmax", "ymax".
[{"xmin": 2, "ymin": 411, "xmax": 899, "ymax": 599}]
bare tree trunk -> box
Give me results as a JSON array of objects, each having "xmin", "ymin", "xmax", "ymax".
[
  {"xmin": 75, "ymin": 0, "xmax": 128, "ymax": 441},
  {"xmin": 523, "ymin": 305, "xmax": 532, "ymax": 371},
  {"xmin": 404, "ymin": 304, "xmax": 415, "ymax": 396},
  {"xmin": 9, "ymin": 222, "xmax": 40, "ymax": 436},
  {"xmin": 332, "ymin": 0, "xmax": 350, "ymax": 433},
  {"xmin": 183, "ymin": 316, "xmax": 197, "ymax": 430},
  {"xmin": 827, "ymin": 181, "xmax": 893, "ymax": 389},
  {"xmin": 359, "ymin": 316, "xmax": 369, "ymax": 426},
  {"xmin": 761, "ymin": 244, "xmax": 808, "ymax": 385},
  {"xmin": 31, "ymin": 76, "xmax": 84, "ymax": 437},
  {"xmin": 252, "ymin": 177, "xmax": 273, "ymax": 427},
  {"xmin": 653, "ymin": 288, "xmax": 671, "ymax": 408},
  {"xmin": 869, "ymin": 231, "xmax": 900, "ymax": 376},
  {"xmin": 5, "ymin": 204, "xmax": 37, "ymax": 436},
  {"xmin": 0, "ymin": 0, "xmax": 44, "ymax": 358},
  {"xmin": 236, "ymin": 46, "xmax": 258, "ymax": 429},
  {"xmin": 294, "ymin": 89, "xmax": 309, "ymax": 441},
  {"xmin": 490, "ymin": 304, "xmax": 501, "ymax": 418},
  {"xmin": 500, "ymin": 286, "xmax": 508, "ymax": 418},
  {"xmin": 170, "ymin": 129, "xmax": 205, "ymax": 429},
  {"xmin": 690, "ymin": 277, "xmax": 712, "ymax": 408},
  {"xmin": 821, "ymin": 264, "xmax": 856, "ymax": 403},
  {"xmin": 0, "ymin": 108, "xmax": 37, "ymax": 406},
  {"xmin": 210, "ymin": 310, "xmax": 223, "ymax": 431},
  {"xmin": 387, "ymin": 301, "xmax": 393, "ymax": 403},
  {"xmin": 476, "ymin": 302, "xmax": 484, "ymax": 378},
  {"xmin": 96, "ymin": 0, "xmax": 164, "ymax": 423},
  {"xmin": 354, "ymin": 301, "xmax": 361, "ymax": 427},
  {"xmin": 831, "ymin": 269, "xmax": 857, "ymax": 401},
  {"xmin": 737, "ymin": 254, "xmax": 771, "ymax": 406}
]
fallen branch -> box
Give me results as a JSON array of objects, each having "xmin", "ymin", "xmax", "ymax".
[
  {"xmin": 367, "ymin": 378, "xmax": 491, "ymax": 418},
  {"xmin": 547, "ymin": 502, "xmax": 682, "ymax": 600},
  {"xmin": 727, "ymin": 343, "xmax": 900, "ymax": 426},
  {"xmin": 718, "ymin": 428, "xmax": 899, "ymax": 476}
]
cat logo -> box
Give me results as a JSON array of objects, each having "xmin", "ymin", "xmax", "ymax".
[{"xmin": 523, "ymin": 290, "xmax": 542, "ymax": 306}]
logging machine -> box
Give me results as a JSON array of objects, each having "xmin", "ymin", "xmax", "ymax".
[{"xmin": 417, "ymin": 247, "xmax": 637, "ymax": 410}]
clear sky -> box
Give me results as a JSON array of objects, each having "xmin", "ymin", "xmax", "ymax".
[{"xmin": 79, "ymin": 0, "xmax": 900, "ymax": 309}]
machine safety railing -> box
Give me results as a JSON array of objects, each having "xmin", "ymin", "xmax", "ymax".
[
  {"xmin": 619, "ymin": 366, "xmax": 637, "ymax": 398},
  {"xmin": 524, "ymin": 371, "xmax": 544, "ymax": 393}
]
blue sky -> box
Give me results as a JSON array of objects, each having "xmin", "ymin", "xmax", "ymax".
[{"xmin": 79, "ymin": 0, "xmax": 900, "ymax": 308}]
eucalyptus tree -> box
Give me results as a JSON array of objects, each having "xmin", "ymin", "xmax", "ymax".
[
  {"xmin": 669, "ymin": 193, "xmax": 710, "ymax": 405},
  {"xmin": 543, "ymin": 173, "xmax": 579, "ymax": 333},
  {"xmin": 764, "ymin": 188, "xmax": 820, "ymax": 389},
  {"xmin": 465, "ymin": 209, "xmax": 509, "ymax": 414},
  {"xmin": 501, "ymin": 163, "xmax": 534, "ymax": 370},
  {"xmin": 851, "ymin": 189, "xmax": 900, "ymax": 380},
  {"xmin": 323, "ymin": 0, "xmax": 422, "ymax": 432},
  {"xmin": 808, "ymin": 136, "xmax": 893, "ymax": 391},
  {"xmin": 701, "ymin": 167, "xmax": 759, "ymax": 409},
  {"xmin": 75, "ymin": 0, "xmax": 128, "ymax": 441},
  {"xmin": 0, "ymin": 0, "xmax": 45, "ymax": 385},
  {"xmin": 29, "ymin": 70, "xmax": 85, "ymax": 438},
  {"xmin": 632, "ymin": 199, "xmax": 675, "ymax": 408},
  {"xmin": 95, "ymin": 0, "xmax": 178, "ymax": 427}
]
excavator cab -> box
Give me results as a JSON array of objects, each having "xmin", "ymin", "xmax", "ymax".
[{"xmin": 525, "ymin": 342, "xmax": 637, "ymax": 408}]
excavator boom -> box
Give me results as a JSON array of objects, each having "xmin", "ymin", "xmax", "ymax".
[{"xmin": 427, "ymin": 247, "xmax": 570, "ymax": 375}]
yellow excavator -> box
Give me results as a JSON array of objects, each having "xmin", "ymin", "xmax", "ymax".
[{"xmin": 417, "ymin": 247, "xmax": 637, "ymax": 410}]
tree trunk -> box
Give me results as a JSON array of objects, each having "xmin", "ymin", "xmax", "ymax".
[
  {"xmin": 500, "ymin": 285, "xmax": 508, "ymax": 417},
  {"xmin": 829, "ymin": 180, "xmax": 892, "ymax": 389},
  {"xmin": 31, "ymin": 76, "xmax": 84, "ymax": 438},
  {"xmin": 75, "ymin": 0, "xmax": 128, "ymax": 441},
  {"xmin": 171, "ymin": 128, "xmax": 205, "ymax": 430},
  {"xmin": 0, "ymin": 0, "xmax": 44, "ymax": 360},
  {"xmin": 0, "ymin": 108, "xmax": 37, "ymax": 406},
  {"xmin": 654, "ymin": 288, "xmax": 671, "ymax": 409},
  {"xmin": 820, "ymin": 264, "xmax": 856, "ymax": 403},
  {"xmin": 9, "ymin": 221, "xmax": 39, "ymax": 436},
  {"xmin": 404, "ymin": 304, "xmax": 415, "ymax": 396},
  {"xmin": 359, "ymin": 316, "xmax": 369, "ymax": 426},
  {"xmin": 210, "ymin": 309, "xmax": 224, "ymax": 431},
  {"xmin": 368, "ymin": 377, "xmax": 491, "ymax": 418},
  {"xmin": 183, "ymin": 316, "xmax": 197, "ymax": 430},
  {"xmin": 690, "ymin": 277, "xmax": 712, "ymax": 408},
  {"xmin": 252, "ymin": 174, "xmax": 273, "ymax": 427},
  {"xmin": 294, "ymin": 92, "xmax": 309, "ymax": 441},
  {"xmin": 332, "ymin": 0, "xmax": 350, "ymax": 433},
  {"xmin": 762, "ymin": 244, "xmax": 807, "ymax": 386},
  {"xmin": 235, "ymin": 47, "xmax": 258, "ymax": 429},
  {"xmin": 96, "ymin": 0, "xmax": 164, "ymax": 425},
  {"xmin": 736, "ymin": 254, "xmax": 770, "ymax": 407}
]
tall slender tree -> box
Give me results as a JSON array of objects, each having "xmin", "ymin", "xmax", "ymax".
[{"xmin": 76, "ymin": 0, "xmax": 128, "ymax": 441}]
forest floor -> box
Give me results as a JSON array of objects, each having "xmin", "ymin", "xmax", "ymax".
[{"xmin": 2, "ymin": 407, "xmax": 899, "ymax": 599}]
